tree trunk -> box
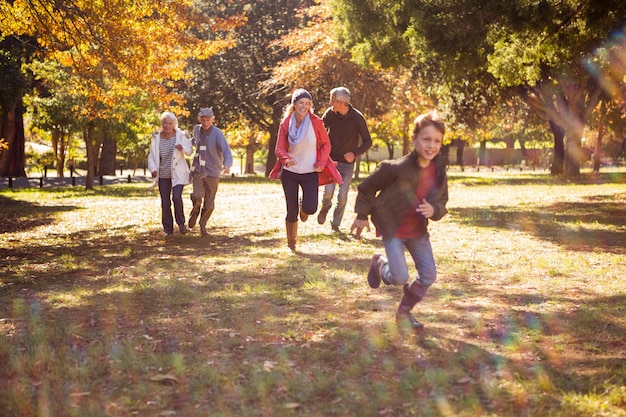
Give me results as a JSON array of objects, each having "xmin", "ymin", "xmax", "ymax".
[
  {"xmin": 456, "ymin": 139, "xmax": 466, "ymax": 169},
  {"xmin": 51, "ymin": 129, "xmax": 59, "ymax": 173},
  {"xmin": 93, "ymin": 129, "xmax": 104, "ymax": 176},
  {"xmin": 245, "ymin": 142, "xmax": 256, "ymax": 174},
  {"xmin": 503, "ymin": 136, "xmax": 515, "ymax": 165},
  {"xmin": 59, "ymin": 132, "xmax": 66, "ymax": 177},
  {"xmin": 564, "ymin": 126, "xmax": 585, "ymax": 177},
  {"xmin": 478, "ymin": 140, "xmax": 487, "ymax": 166},
  {"xmin": 0, "ymin": 100, "xmax": 26, "ymax": 177},
  {"xmin": 549, "ymin": 120, "xmax": 565, "ymax": 175},
  {"xmin": 593, "ymin": 101, "xmax": 605, "ymax": 172},
  {"xmin": 387, "ymin": 142, "xmax": 394, "ymax": 160},
  {"xmin": 99, "ymin": 128, "xmax": 117, "ymax": 175},
  {"xmin": 265, "ymin": 133, "xmax": 277, "ymax": 177},
  {"xmin": 521, "ymin": 77, "xmax": 601, "ymax": 177},
  {"xmin": 439, "ymin": 144, "xmax": 450, "ymax": 166},
  {"xmin": 84, "ymin": 123, "xmax": 96, "ymax": 190},
  {"xmin": 520, "ymin": 139, "xmax": 528, "ymax": 160},
  {"xmin": 264, "ymin": 106, "xmax": 283, "ymax": 177},
  {"xmin": 52, "ymin": 129, "xmax": 67, "ymax": 177}
]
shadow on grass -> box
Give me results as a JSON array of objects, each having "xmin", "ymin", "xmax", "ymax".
[
  {"xmin": 0, "ymin": 195, "xmax": 78, "ymax": 234},
  {"xmin": 0, "ymin": 186, "xmax": 155, "ymax": 234},
  {"xmin": 451, "ymin": 193, "xmax": 626, "ymax": 254},
  {"xmin": 428, "ymin": 285, "xmax": 626, "ymax": 392},
  {"xmin": 1, "ymin": 216, "xmax": 625, "ymax": 416}
]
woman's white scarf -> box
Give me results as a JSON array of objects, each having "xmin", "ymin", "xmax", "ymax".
[{"xmin": 288, "ymin": 112, "xmax": 311, "ymax": 146}]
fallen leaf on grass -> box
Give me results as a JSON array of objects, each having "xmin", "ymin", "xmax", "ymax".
[
  {"xmin": 457, "ymin": 377, "xmax": 472, "ymax": 385},
  {"xmin": 263, "ymin": 360, "xmax": 277, "ymax": 371},
  {"xmin": 283, "ymin": 402, "xmax": 300, "ymax": 409},
  {"xmin": 149, "ymin": 373, "xmax": 178, "ymax": 384}
]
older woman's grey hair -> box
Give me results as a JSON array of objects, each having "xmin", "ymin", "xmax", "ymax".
[{"xmin": 160, "ymin": 111, "xmax": 178, "ymax": 128}]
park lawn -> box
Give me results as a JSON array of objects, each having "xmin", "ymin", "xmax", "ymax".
[{"xmin": 1, "ymin": 170, "xmax": 625, "ymax": 417}]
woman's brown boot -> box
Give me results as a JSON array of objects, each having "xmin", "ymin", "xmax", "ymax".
[{"xmin": 286, "ymin": 221, "xmax": 298, "ymax": 252}]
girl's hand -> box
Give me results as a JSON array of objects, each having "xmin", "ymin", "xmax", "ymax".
[
  {"xmin": 416, "ymin": 199, "xmax": 434, "ymax": 218},
  {"xmin": 350, "ymin": 217, "xmax": 370, "ymax": 237}
]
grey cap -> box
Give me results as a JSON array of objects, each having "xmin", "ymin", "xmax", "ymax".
[
  {"xmin": 291, "ymin": 88, "xmax": 312, "ymax": 104},
  {"xmin": 198, "ymin": 107, "xmax": 214, "ymax": 118}
]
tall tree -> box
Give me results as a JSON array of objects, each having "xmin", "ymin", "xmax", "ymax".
[
  {"xmin": 181, "ymin": 0, "xmax": 316, "ymax": 176},
  {"xmin": 261, "ymin": 1, "xmax": 391, "ymax": 118},
  {"xmin": 0, "ymin": 36, "xmax": 32, "ymax": 177},
  {"xmin": 0, "ymin": 0, "xmax": 241, "ymax": 187},
  {"xmin": 27, "ymin": 59, "xmax": 80, "ymax": 177},
  {"xmin": 262, "ymin": 0, "xmax": 407, "ymax": 170},
  {"xmin": 332, "ymin": 0, "xmax": 626, "ymax": 176}
]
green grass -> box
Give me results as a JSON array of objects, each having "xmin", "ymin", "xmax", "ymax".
[{"xmin": 1, "ymin": 170, "xmax": 625, "ymax": 416}]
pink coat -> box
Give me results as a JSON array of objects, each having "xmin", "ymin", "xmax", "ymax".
[{"xmin": 269, "ymin": 112, "xmax": 342, "ymax": 185}]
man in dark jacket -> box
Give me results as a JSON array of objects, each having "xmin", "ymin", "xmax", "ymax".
[
  {"xmin": 350, "ymin": 111, "xmax": 448, "ymax": 330},
  {"xmin": 318, "ymin": 87, "xmax": 372, "ymax": 232}
]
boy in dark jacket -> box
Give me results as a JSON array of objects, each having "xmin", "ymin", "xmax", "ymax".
[{"xmin": 350, "ymin": 111, "xmax": 448, "ymax": 330}]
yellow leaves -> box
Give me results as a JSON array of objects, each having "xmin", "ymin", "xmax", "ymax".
[
  {"xmin": 0, "ymin": 0, "xmax": 36, "ymax": 37},
  {"xmin": 224, "ymin": 115, "xmax": 269, "ymax": 149},
  {"xmin": 193, "ymin": 37, "xmax": 239, "ymax": 61},
  {"xmin": 2, "ymin": 0, "xmax": 244, "ymax": 113},
  {"xmin": 0, "ymin": 137, "xmax": 9, "ymax": 153}
]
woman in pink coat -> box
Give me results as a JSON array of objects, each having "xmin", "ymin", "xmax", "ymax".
[{"xmin": 269, "ymin": 88, "xmax": 341, "ymax": 252}]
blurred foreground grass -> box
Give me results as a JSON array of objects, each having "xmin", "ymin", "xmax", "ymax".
[{"xmin": 1, "ymin": 169, "xmax": 625, "ymax": 417}]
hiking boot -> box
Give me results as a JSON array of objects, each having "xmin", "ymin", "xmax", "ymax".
[
  {"xmin": 317, "ymin": 209, "xmax": 328, "ymax": 225},
  {"xmin": 188, "ymin": 212, "xmax": 198, "ymax": 228},
  {"xmin": 179, "ymin": 224, "xmax": 187, "ymax": 235},
  {"xmin": 367, "ymin": 253, "xmax": 386, "ymax": 288},
  {"xmin": 396, "ymin": 310, "xmax": 424, "ymax": 330}
]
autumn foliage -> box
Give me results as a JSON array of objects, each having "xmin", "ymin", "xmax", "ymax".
[{"xmin": 1, "ymin": 0, "xmax": 243, "ymax": 111}]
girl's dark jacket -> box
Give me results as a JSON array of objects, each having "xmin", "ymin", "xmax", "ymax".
[{"xmin": 354, "ymin": 151, "xmax": 448, "ymax": 240}]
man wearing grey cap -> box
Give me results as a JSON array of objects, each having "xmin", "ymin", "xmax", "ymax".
[{"xmin": 188, "ymin": 107, "xmax": 233, "ymax": 236}]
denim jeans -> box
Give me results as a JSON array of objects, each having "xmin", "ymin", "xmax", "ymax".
[
  {"xmin": 321, "ymin": 161, "xmax": 355, "ymax": 227},
  {"xmin": 281, "ymin": 169, "xmax": 319, "ymax": 223},
  {"xmin": 380, "ymin": 234, "xmax": 437, "ymax": 288},
  {"xmin": 158, "ymin": 178, "xmax": 185, "ymax": 234}
]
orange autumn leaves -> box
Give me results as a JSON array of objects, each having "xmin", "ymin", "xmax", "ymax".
[{"xmin": 0, "ymin": 0, "xmax": 245, "ymax": 113}]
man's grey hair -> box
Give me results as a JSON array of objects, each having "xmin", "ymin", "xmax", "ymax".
[{"xmin": 330, "ymin": 87, "xmax": 351, "ymax": 104}]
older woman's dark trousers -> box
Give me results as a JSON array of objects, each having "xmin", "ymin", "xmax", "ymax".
[{"xmin": 158, "ymin": 178, "xmax": 185, "ymax": 234}]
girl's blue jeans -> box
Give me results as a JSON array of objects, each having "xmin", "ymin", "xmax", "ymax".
[{"xmin": 380, "ymin": 234, "xmax": 437, "ymax": 288}]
